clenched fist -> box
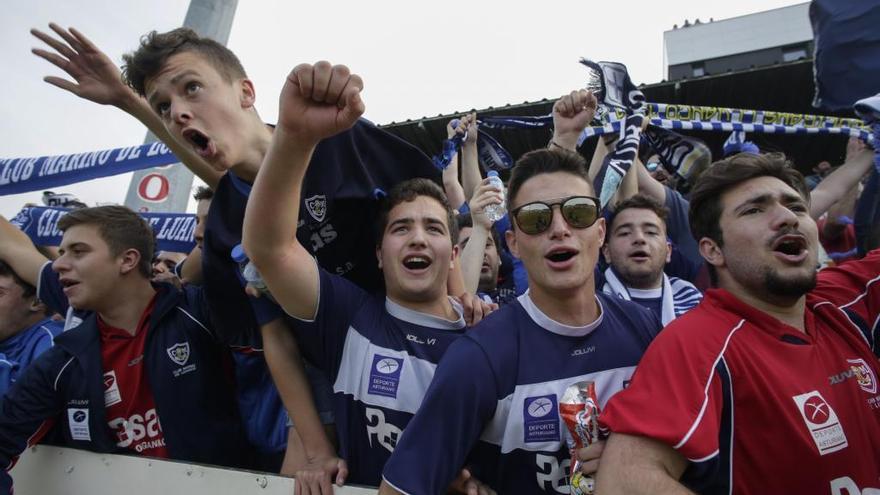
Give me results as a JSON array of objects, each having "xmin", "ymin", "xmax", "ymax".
[{"xmin": 277, "ymin": 61, "xmax": 365, "ymax": 144}]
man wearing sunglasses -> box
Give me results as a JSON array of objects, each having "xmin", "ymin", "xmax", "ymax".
[{"xmin": 380, "ymin": 147, "xmax": 663, "ymax": 494}]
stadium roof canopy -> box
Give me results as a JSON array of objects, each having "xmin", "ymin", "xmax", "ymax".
[{"xmin": 381, "ymin": 60, "xmax": 855, "ymax": 175}]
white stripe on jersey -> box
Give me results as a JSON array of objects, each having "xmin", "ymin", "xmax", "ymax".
[
  {"xmin": 674, "ymin": 319, "xmax": 745, "ymax": 450},
  {"xmin": 479, "ymin": 365, "xmax": 636, "ymax": 454},
  {"xmin": 333, "ymin": 327, "xmax": 439, "ymax": 415},
  {"xmin": 39, "ymin": 325, "xmax": 56, "ymax": 346}
]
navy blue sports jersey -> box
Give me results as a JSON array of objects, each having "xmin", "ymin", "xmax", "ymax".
[
  {"xmin": 290, "ymin": 267, "xmax": 466, "ymax": 486},
  {"xmin": 202, "ymin": 119, "xmax": 440, "ymax": 343},
  {"xmin": 382, "ymin": 292, "xmax": 662, "ymax": 494}
]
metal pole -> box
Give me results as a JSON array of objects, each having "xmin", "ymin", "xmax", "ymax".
[{"xmin": 124, "ymin": 0, "xmax": 238, "ymax": 213}]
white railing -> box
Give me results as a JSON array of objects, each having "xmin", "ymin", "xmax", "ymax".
[{"xmin": 13, "ymin": 445, "xmax": 377, "ymax": 494}]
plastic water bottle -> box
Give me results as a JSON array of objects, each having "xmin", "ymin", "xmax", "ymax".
[
  {"xmin": 484, "ymin": 171, "xmax": 506, "ymax": 223},
  {"xmin": 230, "ymin": 244, "xmax": 273, "ymax": 300}
]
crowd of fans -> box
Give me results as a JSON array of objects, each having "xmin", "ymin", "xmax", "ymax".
[{"xmin": 0, "ymin": 22, "xmax": 877, "ymax": 495}]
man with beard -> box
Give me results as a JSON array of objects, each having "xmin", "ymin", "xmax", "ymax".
[
  {"xmin": 597, "ymin": 153, "xmax": 880, "ymax": 494},
  {"xmin": 601, "ymin": 194, "xmax": 702, "ymax": 325}
]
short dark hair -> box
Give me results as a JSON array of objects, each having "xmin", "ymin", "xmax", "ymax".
[
  {"xmin": 689, "ymin": 152, "xmax": 809, "ymax": 246},
  {"xmin": 122, "ymin": 28, "xmax": 247, "ymax": 97},
  {"xmin": 456, "ymin": 213, "xmax": 501, "ymax": 250},
  {"xmin": 0, "ymin": 261, "xmax": 36, "ymax": 299},
  {"xmin": 57, "ymin": 206, "xmax": 155, "ymax": 278},
  {"xmin": 376, "ymin": 179, "xmax": 458, "ymax": 245},
  {"xmin": 506, "ymin": 148, "xmax": 593, "ymax": 221},
  {"xmin": 608, "ymin": 194, "xmax": 669, "ymax": 241},
  {"xmin": 193, "ymin": 186, "xmax": 214, "ymax": 202}
]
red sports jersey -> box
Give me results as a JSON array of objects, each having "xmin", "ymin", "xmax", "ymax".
[
  {"xmin": 99, "ymin": 295, "xmax": 168, "ymax": 459},
  {"xmin": 601, "ymin": 250, "xmax": 880, "ymax": 494}
]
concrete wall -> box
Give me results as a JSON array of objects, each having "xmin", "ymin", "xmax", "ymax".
[{"xmin": 13, "ymin": 446, "xmax": 378, "ymax": 495}]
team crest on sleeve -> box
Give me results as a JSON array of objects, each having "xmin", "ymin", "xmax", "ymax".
[
  {"xmin": 167, "ymin": 342, "xmax": 190, "ymax": 366},
  {"xmin": 369, "ymin": 354, "xmax": 404, "ymax": 398},
  {"xmin": 523, "ymin": 395, "xmax": 560, "ymax": 443},
  {"xmin": 792, "ymin": 391, "xmax": 848, "ymax": 455},
  {"xmin": 304, "ymin": 195, "xmax": 328, "ymax": 223},
  {"xmin": 846, "ymin": 358, "xmax": 877, "ymax": 394}
]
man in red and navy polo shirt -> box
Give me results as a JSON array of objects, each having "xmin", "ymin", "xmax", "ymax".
[{"xmin": 597, "ymin": 152, "xmax": 880, "ymax": 494}]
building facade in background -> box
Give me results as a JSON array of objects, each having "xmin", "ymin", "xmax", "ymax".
[{"xmin": 664, "ymin": 3, "xmax": 812, "ymax": 81}]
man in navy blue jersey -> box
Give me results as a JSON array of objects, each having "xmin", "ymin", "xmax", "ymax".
[
  {"xmin": 243, "ymin": 61, "xmax": 494, "ymax": 488},
  {"xmin": 380, "ymin": 142, "xmax": 664, "ymax": 493}
]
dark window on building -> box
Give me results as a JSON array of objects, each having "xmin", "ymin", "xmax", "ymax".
[
  {"xmin": 692, "ymin": 62, "xmax": 705, "ymax": 77},
  {"xmin": 783, "ymin": 44, "xmax": 808, "ymax": 62}
]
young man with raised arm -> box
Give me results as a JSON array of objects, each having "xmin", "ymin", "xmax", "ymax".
[
  {"xmin": 0, "ymin": 206, "xmax": 251, "ymax": 495},
  {"xmin": 31, "ymin": 25, "xmax": 441, "ymax": 490},
  {"xmin": 242, "ymin": 62, "xmax": 479, "ymax": 488},
  {"xmin": 597, "ymin": 153, "xmax": 880, "ymax": 494}
]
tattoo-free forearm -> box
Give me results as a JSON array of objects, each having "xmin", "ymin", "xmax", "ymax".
[{"xmin": 596, "ymin": 433, "xmax": 693, "ymax": 495}]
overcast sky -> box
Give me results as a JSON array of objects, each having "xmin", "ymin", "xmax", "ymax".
[{"xmin": 1, "ymin": 0, "xmax": 803, "ymax": 216}]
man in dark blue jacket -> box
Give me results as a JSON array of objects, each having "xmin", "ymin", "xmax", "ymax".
[{"xmin": 0, "ymin": 206, "xmax": 251, "ymax": 494}]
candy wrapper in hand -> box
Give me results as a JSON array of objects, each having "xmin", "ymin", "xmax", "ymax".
[{"xmin": 559, "ymin": 381, "xmax": 600, "ymax": 495}]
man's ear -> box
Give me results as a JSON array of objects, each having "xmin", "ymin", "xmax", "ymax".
[
  {"xmin": 240, "ymin": 79, "xmax": 256, "ymax": 109},
  {"xmin": 376, "ymin": 245, "xmax": 383, "ymax": 270},
  {"xmin": 664, "ymin": 241, "xmax": 672, "ymax": 264},
  {"xmin": 602, "ymin": 243, "xmax": 611, "ymax": 264},
  {"xmin": 119, "ymin": 248, "xmax": 143, "ymax": 276},
  {"xmin": 450, "ymin": 244, "xmax": 460, "ymax": 270},
  {"xmin": 699, "ymin": 237, "xmax": 725, "ymax": 269},
  {"xmin": 594, "ymin": 218, "xmax": 606, "ymax": 247},
  {"xmin": 505, "ymin": 229, "xmax": 519, "ymax": 259},
  {"xmin": 28, "ymin": 298, "xmax": 47, "ymax": 315}
]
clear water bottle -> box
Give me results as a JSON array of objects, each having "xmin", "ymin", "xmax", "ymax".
[
  {"xmin": 230, "ymin": 244, "xmax": 273, "ymax": 299},
  {"xmin": 483, "ymin": 171, "xmax": 506, "ymax": 223}
]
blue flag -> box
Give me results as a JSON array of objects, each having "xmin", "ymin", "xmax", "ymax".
[
  {"xmin": 0, "ymin": 142, "xmax": 179, "ymax": 195},
  {"xmin": 811, "ymin": 0, "xmax": 880, "ymax": 111}
]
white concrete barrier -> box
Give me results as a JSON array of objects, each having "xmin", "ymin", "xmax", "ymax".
[{"xmin": 13, "ymin": 445, "xmax": 377, "ymax": 494}]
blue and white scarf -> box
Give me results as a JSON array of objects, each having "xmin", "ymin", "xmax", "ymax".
[
  {"xmin": 602, "ymin": 267, "xmax": 702, "ymax": 325},
  {"xmin": 642, "ymin": 126, "xmax": 712, "ymax": 183},
  {"xmin": 431, "ymin": 120, "xmax": 514, "ymax": 172}
]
